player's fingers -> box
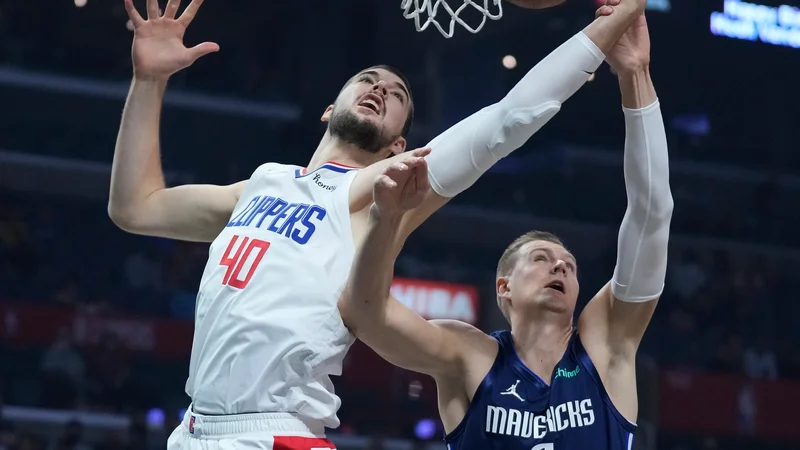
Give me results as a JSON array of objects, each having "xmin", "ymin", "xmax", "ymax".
[
  {"xmin": 409, "ymin": 147, "xmax": 431, "ymax": 158},
  {"xmin": 164, "ymin": 0, "xmax": 181, "ymax": 19},
  {"xmin": 596, "ymin": 5, "xmax": 613, "ymax": 18},
  {"xmin": 406, "ymin": 173, "xmax": 417, "ymax": 194},
  {"xmin": 124, "ymin": 0, "xmax": 146, "ymax": 27},
  {"xmin": 178, "ymin": 0, "xmax": 204, "ymax": 26},
  {"xmin": 377, "ymin": 174, "xmax": 398, "ymax": 190},
  {"xmin": 146, "ymin": 0, "xmax": 160, "ymax": 19},
  {"xmin": 386, "ymin": 162, "xmax": 409, "ymax": 176},
  {"xmin": 403, "ymin": 156, "xmax": 426, "ymax": 169},
  {"xmin": 187, "ymin": 42, "xmax": 220, "ymax": 62},
  {"xmin": 414, "ymin": 162, "xmax": 430, "ymax": 193}
]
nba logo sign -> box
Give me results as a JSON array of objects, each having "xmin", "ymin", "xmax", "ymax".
[{"xmin": 189, "ymin": 416, "xmax": 196, "ymax": 434}]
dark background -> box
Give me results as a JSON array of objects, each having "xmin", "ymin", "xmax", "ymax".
[{"xmin": 1, "ymin": 0, "xmax": 799, "ymax": 449}]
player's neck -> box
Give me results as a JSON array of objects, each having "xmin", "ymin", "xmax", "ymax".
[
  {"xmin": 307, "ymin": 132, "xmax": 381, "ymax": 171},
  {"xmin": 510, "ymin": 317, "xmax": 572, "ymax": 385}
]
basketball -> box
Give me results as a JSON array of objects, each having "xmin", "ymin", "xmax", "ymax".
[{"xmin": 505, "ymin": 0, "xmax": 567, "ymax": 9}]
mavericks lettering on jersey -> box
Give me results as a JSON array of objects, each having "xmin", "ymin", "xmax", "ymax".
[
  {"xmin": 226, "ymin": 195, "xmax": 327, "ymax": 245},
  {"xmin": 486, "ymin": 399, "xmax": 595, "ymax": 439}
]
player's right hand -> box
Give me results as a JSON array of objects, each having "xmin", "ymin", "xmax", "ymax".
[
  {"xmin": 595, "ymin": 0, "xmax": 644, "ymax": 18},
  {"xmin": 372, "ymin": 148, "xmax": 431, "ymax": 219},
  {"xmin": 124, "ymin": 0, "xmax": 219, "ymax": 80},
  {"xmin": 594, "ymin": 0, "xmax": 621, "ymax": 18},
  {"xmin": 602, "ymin": 12, "xmax": 650, "ymax": 75}
]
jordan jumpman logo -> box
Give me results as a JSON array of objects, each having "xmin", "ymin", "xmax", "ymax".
[{"xmin": 500, "ymin": 379, "xmax": 525, "ymax": 402}]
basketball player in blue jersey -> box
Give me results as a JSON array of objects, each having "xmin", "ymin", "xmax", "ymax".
[
  {"xmin": 111, "ymin": 0, "xmax": 651, "ymax": 448},
  {"xmin": 341, "ymin": 10, "xmax": 672, "ymax": 450}
]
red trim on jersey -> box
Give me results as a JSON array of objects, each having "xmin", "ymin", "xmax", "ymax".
[
  {"xmin": 324, "ymin": 160, "xmax": 361, "ymax": 169},
  {"xmin": 299, "ymin": 161, "xmax": 360, "ymax": 175}
]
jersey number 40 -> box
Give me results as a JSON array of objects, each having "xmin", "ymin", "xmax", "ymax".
[{"xmin": 219, "ymin": 235, "xmax": 271, "ymax": 289}]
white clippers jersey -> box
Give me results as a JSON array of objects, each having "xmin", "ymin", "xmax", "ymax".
[{"xmin": 186, "ymin": 161, "xmax": 360, "ymax": 428}]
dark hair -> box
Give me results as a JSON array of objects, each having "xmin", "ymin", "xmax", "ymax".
[{"xmin": 344, "ymin": 64, "xmax": 415, "ymax": 138}]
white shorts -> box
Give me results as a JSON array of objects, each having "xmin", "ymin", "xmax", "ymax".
[{"xmin": 168, "ymin": 405, "xmax": 336, "ymax": 450}]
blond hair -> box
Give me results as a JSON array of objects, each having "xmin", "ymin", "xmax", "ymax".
[{"xmin": 495, "ymin": 230, "xmax": 567, "ymax": 322}]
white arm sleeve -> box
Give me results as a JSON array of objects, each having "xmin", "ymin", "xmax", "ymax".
[
  {"xmin": 611, "ymin": 100, "xmax": 674, "ymax": 303},
  {"xmin": 426, "ymin": 31, "xmax": 605, "ymax": 197}
]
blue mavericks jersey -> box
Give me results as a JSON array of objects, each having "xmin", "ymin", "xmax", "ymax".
[{"xmin": 445, "ymin": 330, "xmax": 636, "ymax": 450}]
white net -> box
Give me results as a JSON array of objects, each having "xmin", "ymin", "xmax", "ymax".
[{"xmin": 401, "ymin": 0, "xmax": 503, "ymax": 38}]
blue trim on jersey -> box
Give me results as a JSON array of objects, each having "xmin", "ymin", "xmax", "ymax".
[
  {"xmin": 572, "ymin": 333, "xmax": 638, "ymax": 433},
  {"xmin": 294, "ymin": 163, "xmax": 359, "ymax": 178},
  {"xmin": 503, "ymin": 331, "xmax": 560, "ymax": 405},
  {"xmin": 507, "ymin": 333, "xmax": 555, "ymax": 387}
]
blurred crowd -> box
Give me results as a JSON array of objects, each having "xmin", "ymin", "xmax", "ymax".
[
  {"xmin": 2, "ymin": 1, "xmax": 800, "ymax": 449},
  {"xmin": 2, "ymin": 166, "xmax": 800, "ymax": 419},
  {"xmin": 3, "ymin": 123, "xmax": 800, "ymax": 450},
  {"xmin": 3, "ymin": 182, "xmax": 800, "ymax": 376}
]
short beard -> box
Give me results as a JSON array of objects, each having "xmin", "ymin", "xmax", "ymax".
[{"xmin": 328, "ymin": 108, "xmax": 395, "ymax": 154}]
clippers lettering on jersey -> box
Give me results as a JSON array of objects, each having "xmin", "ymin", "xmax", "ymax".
[
  {"xmin": 226, "ymin": 195, "xmax": 327, "ymax": 245},
  {"xmin": 485, "ymin": 399, "xmax": 595, "ymax": 439}
]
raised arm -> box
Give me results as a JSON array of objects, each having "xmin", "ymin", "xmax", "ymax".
[
  {"xmin": 391, "ymin": 0, "xmax": 648, "ymax": 236},
  {"xmin": 349, "ymin": 0, "xmax": 646, "ymax": 224},
  {"xmin": 109, "ymin": 0, "xmax": 243, "ymax": 243},
  {"xmin": 578, "ymin": 14, "xmax": 673, "ymax": 422},
  {"xmin": 339, "ymin": 153, "xmax": 481, "ymax": 378}
]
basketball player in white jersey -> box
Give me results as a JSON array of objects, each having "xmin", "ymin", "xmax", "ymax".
[{"xmin": 111, "ymin": 0, "xmax": 644, "ymax": 448}]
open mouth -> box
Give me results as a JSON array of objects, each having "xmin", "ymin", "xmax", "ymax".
[
  {"xmin": 546, "ymin": 281, "xmax": 565, "ymax": 293},
  {"xmin": 358, "ymin": 94, "xmax": 382, "ymax": 115}
]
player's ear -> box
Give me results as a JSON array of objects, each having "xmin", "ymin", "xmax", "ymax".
[
  {"xmin": 496, "ymin": 276, "xmax": 511, "ymax": 300},
  {"xmin": 389, "ymin": 136, "xmax": 406, "ymax": 156},
  {"xmin": 321, "ymin": 105, "xmax": 334, "ymax": 123}
]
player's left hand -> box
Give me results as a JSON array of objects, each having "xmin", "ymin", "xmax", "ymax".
[
  {"xmin": 601, "ymin": 12, "xmax": 651, "ymax": 74},
  {"xmin": 372, "ymin": 149, "xmax": 431, "ymax": 219}
]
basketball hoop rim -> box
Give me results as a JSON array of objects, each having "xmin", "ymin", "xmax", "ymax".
[{"xmin": 401, "ymin": 0, "xmax": 504, "ymax": 38}]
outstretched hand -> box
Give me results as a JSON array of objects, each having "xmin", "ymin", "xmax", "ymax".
[
  {"xmin": 596, "ymin": 4, "xmax": 651, "ymax": 74},
  {"xmin": 372, "ymin": 148, "xmax": 431, "ymax": 219},
  {"xmin": 125, "ymin": 0, "xmax": 219, "ymax": 80}
]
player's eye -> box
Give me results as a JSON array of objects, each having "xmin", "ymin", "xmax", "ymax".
[
  {"xmin": 392, "ymin": 92, "xmax": 403, "ymax": 100},
  {"xmin": 534, "ymin": 255, "xmax": 547, "ymax": 262},
  {"xmin": 358, "ymin": 75, "xmax": 374, "ymax": 83}
]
